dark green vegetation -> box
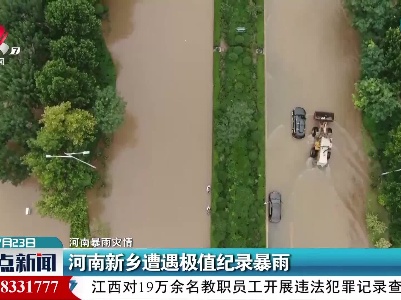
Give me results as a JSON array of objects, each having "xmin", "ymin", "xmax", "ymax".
[
  {"xmin": 345, "ymin": 0, "xmax": 401, "ymax": 247},
  {"xmin": 0, "ymin": 0, "xmax": 124, "ymax": 238},
  {"xmin": 211, "ymin": 0, "xmax": 265, "ymax": 247}
]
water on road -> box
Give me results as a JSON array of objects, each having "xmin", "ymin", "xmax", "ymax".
[
  {"xmin": 0, "ymin": 180, "xmax": 69, "ymax": 246},
  {"xmin": 265, "ymin": 0, "xmax": 369, "ymax": 247},
  {"xmin": 97, "ymin": 0, "xmax": 213, "ymax": 247}
]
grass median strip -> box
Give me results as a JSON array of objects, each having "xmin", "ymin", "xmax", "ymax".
[{"xmin": 211, "ymin": 0, "xmax": 266, "ymax": 247}]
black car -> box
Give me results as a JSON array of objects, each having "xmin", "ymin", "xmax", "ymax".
[
  {"xmin": 291, "ymin": 107, "xmax": 306, "ymax": 139},
  {"xmin": 268, "ymin": 191, "xmax": 282, "ymax": 223}
]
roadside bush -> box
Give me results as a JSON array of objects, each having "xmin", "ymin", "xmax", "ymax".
[
  {"xmin": 228, "ymin": 52, "xmax": 239, "ymax": 61},
  {"xmin": 235, "ymin": 82, "xmax": 244, "ymax": 91},
  {"xmin": 233, "ymin": 46, "xmax": 244, "ymax": 55},
  {"xmin": 366, "ymin": 213, "xmax": 387, "ymax": 235},
  {"xmin": 243, "ymin": 56, "xmax": 252, "ymax": 65},
  {"xmin": 375, "ymin": 238, "xmax": 392, "ymax": 248},
  {"xmin": 235, "ymin": 35, "xmax": 245, "ymax": 44},
  {"xmin": 248, "ymin": 151, "xmax": 258, "ymax": 162},
  {"xmin": 377, "ymin": 194, "xmax": 386, "ymax": 207}
]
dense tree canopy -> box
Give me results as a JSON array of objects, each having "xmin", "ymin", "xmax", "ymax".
[
  {"xmin": 0, "ymin": 0, "xmax": 47, "ymax": 184},
  {"xmin": 382, "ymin": 28, "xmax": 401, "ymax": 83},
  {"xmin": 0, "ymin": 0, "xmax": 123, "ymax": 238},
  {"xmin": 216, "ymin": 101, "xmax": 254, "ymax": 145},
  {"xmin": 0, "ymin": 0, "xmax": 46, "ymax": 28},
  {"xmin": 23, "ymin": 102, "xmax": 99, "ymax": 237},
  {"xmin": 347, "ymin": 0, "xmax": 401, "ymax": 247},
  {"xmin": 384, "ymin": 124, "xmax": 401, "ymax": 168},
  {"xmin": 35, "ymin": 59, "xmax": 97, "ymax": 108},
  {"xmin": 344, "ymin": 0, "xmax": 398, "ymax": 39},
  {"xmin": 50, "ymin": 36, "xmax": 98, "ymax": 72},
  {"xmin": 0, "ymin": 58, "xmax": 41, "ymax": 107},
  {"xmin": 24, "ymin": 102, "xmax": 98, "ymax": 193},
  {"xmin": 36, "ymin": 192, "xmax": 89, "ymax": 224},
  {"xmin": 30, "ymin": 102, "xmax": 96, "ymax": 152},
  {"xmin": 45, "ymin": 0, "xmax": 101, "ymax": 39},
  {"xmin": 360, "ymin": 40, "xmax": 386, "ymax": 79},
  {"xmin": 0, "ymin": 98, "xmax": 36, "ymax": 184},
  {"xmin": 353, "ymin": 78, "xmax": 401, "ymax": 122}
]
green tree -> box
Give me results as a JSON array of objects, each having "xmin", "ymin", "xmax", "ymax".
[
  {"xmin": 366, "ymin": 213, "xmax": 387, "ymax": 235},
  {"xmin": 0, "ymin": 58, "xmax": 41, "ymax": 108},
  {"xmin": 24, "ymin": 102, "xmax": 98, "ymax": 193},
  {"xmin": 32, "ymin": 102, "xmax": 97, "ymax": 151},
  {"xmin": 344, "ymin": 0, "xmax": 398, "ymax": 39},
  {"xmin": 0, "ymin": 148, "xmax": 30, "ymax": 185},
  {"xmin": 384, "ymin": 124, "xmax": 401, "ymax": 168},
  {"xmin": 93, "ymin": 86, "xmax": 126, "ymax": 135},
  {"xmin": 35, "ymin": 59, "xmax": 97, "ymax": 108},
  {"xmin": 379, "ymin": 179, "xmax": 401, "ymax": 210},
  {"xmin": 50, "ymin": 36, "xmax": 98, "ymax": 72},
  {"xmin": 353, "ymin": 78, "xmax": 401, "ymax": 122},
  {"xmin": 36, "ymin": 191, "xmax": 90, "ymax": 225},
  {"xmin": 23, "ymin": 102, "xmax": 96, "ymax": 233},
  {"xmin": 0, "ymin": 105, "xmax": 37, "ymax": 185},
  {"xmin": 382, "ymin": 28, "xmax": 401, "ymax": 83},
  {"xmin": 0, "ymin": 0, "xmax": 48, "ymax": 185},
  {"xmin": 0, "ymin": 0, "xmax": 45, "ymax": 28},
  {"xmin": 0, "ymin": 60, "xmax": 39, "ymax": 184},
  {"xmin": 360, "ymin": 40, "xmax": 386, "ymax": 79},
  {"xmin": 45, "ymin": 0, "xmax": 101, "ymax": 39},
  {"xmin": 3, "ymin": 21, "xmax": 49, "ymax": 65},
  {"xmin": 0, "ymin": 0, "xmax": 49, "ymax": 66}
]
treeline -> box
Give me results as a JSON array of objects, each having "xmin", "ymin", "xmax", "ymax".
[
  {"xmin": 0, "ymin": 0, "xmax": 125, "ymax": 238},
  {"xmin": 345, "ymin": 0, "xmax": 401, "ymax": 247},
  {"xmin": 211, "ymin": 0, "xmax": 265, "ymax": 247}
]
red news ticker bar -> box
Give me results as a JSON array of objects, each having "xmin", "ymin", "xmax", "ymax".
[{"xmin": 0, "ymin": 276, "xmax": 79, "ymax": 300}]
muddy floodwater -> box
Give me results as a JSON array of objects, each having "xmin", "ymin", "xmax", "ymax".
[
  {"xmin": 97, "ymin": 0, "xmax": 213, "ymax": 247},
  {"xmin": 265, "ymin": 0, "xmax": 370, "ymax": 247},
  {"xmin": 0, "ymin": 180, "xmax": 69, "ymax": 246}
]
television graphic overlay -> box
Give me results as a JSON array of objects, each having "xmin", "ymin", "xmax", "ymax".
[
  {"xmin": 0, "ymin": 237, "xmax": 77, "ymax": 299},
  {"xmin": 0, "ymin": 24, "xmax": 20, "ymax": 60}
]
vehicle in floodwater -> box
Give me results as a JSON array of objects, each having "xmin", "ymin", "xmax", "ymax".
[
  {"xmin": 310, "ymin": 111, "xmax": 334, "ymax": 168},
  {"xmin": 268, "ymin": 191, "xmax": 282, "ymax": 223},
  {"xmin": 291, "ymin": 107, "xmax": 306, "ymax": 139}
]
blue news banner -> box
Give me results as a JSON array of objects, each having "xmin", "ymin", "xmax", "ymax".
[{"xmin": 2, "ymin": 237, "xmax": 401, "ymax": 299}]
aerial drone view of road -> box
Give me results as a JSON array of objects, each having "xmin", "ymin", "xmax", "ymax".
[
  {"xmin": 0, "ymin": 0, "xmax": 398, "ymax": 249},
  {"xmin": 265, "ymin": 0, "xmax": 370, "ymax": 248}
]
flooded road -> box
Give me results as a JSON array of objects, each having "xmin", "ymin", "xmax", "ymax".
[
  {"xmin": 99, "ymin": 0, "xmax": 213, "ymax": 247},
  {"xmin": 0, "ymin": 181, "xmax": 69, "ymax": 246},
  {"xmin": 265, "ymin": 0, "xmax": 370, "ymax": 247}
]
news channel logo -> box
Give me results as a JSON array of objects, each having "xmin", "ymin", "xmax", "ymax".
[{"xmin": 0, "ymin": 24, "xmax": 21, "ymax": 65}]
